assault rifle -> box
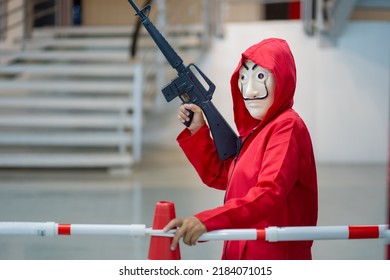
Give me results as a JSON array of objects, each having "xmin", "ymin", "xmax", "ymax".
[{"xmin": 127, "ymin": 0, "xmax": 237, "ymax": 160}]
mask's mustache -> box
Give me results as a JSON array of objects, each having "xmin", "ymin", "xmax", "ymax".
[
  {"xmin": 240, "ymin": 80, "xmax": 269, "ymax": 101},
  {"xmin": 242, "ymin": 82, "xmax": 269, "ymax": 101},
  {"xmin": 243, "ymin": 93, "xmax": 268, "ymax": 101}
]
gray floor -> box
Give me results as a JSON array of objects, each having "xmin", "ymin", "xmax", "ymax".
[{"xmin": 0, "ymin": 107, "xmax": 388, "ymax": 260}]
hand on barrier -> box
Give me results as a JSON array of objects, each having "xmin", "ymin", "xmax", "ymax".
[{"xmin": 164, "ymin": 216, "xmax": 207, "ymax": 250}]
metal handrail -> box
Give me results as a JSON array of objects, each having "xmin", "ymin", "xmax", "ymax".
[
  {"xmin": 0, "ymin": 2, "xmax": 24, "ymax": 18},
  {"xmin": 0, "ymin": 0, "xmax": 24, "ymax": 40},
  {"xmin": 130, "ymin": 0, "xmax": 153, "ymax": 58},
  {"xmin": 0, "ymin": 0, "xmax": 58, "ymax": 44}
]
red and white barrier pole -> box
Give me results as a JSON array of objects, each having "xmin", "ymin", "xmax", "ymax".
[
  {"xmin": 0, "ymin": 222, "xmax": 147, "ymax": 237},
  {"xmin": 262, "ymin": 225, "xmax": 389, "ymax": 242},
  {"xmin": 0, "ymin": 222, "xmax": 388, "ymax": 242}
]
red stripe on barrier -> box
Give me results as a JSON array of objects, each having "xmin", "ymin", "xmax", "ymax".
[
  {"xmin": 348, "ymin": 226, "xmax": 379, "ymax": 239},
  {"xmin": 58, "ymin": 224, "xmax": 71, "ymax": 235},
  {"xmin": 256, "ymin": 229, "xmax": 266, "ymax": 240}
]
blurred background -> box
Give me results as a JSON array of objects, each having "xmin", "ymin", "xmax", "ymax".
[{"xmin": 0, "ymin": 0, "xmax": 389, "ymax": 259}]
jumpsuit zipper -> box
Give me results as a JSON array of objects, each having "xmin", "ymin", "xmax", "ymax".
[{"xmin": 223, "ymin": 130, "xmax": 255, "ymax": 259}]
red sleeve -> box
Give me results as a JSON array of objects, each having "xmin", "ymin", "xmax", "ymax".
[
  {"xmin": 195, "ymin": 118, "xmax": 312, "ymax": 231},
  {"xmin": 177, "ymin": 124, "xmax": 234, "ymax": 190}
]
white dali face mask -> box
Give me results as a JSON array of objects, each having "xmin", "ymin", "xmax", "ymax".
[{"xmin": 238, "ymin": 59, "xmax": 275, "ymax": 120}]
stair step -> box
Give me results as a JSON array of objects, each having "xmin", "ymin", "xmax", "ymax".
[
  {"xmin": 32, "ymin": 26, "xmax": 134, "ymax": 37},
  {"xmin": 0, "ymin": 80, "xmax": 134, "ymax": 93},
  {"xmin": 31, "ymin": 38, "xmax": 131, "ymax": 48},
  {"xmin": 0, "ymin": 153, "xmax": 133, "ymax": 168},
  {"xmin": 31, "ymin": 25, "xmax": 204, "ymax": 37},
  {"xmin": 0, "ymin": 114, "xmax": 133, "ymax": 128},
  {"xmin": 3, "ymin": 50, "xmax": 130, "ymax": 62},
  {"xmin": 0, "ymin": 63, "xmax": 148, "ymax": 77},
  {"xmin": 24, "ymin": 36, "xmax": 201, "ymax": 49},
  {"xmin": 0, "ymin": 132, "xmax": 132, "ymax": 146},
  {"xmin": 0, "ymin": 97, "xmax": 141, "ymax": 110},
  {"xmin": 2, "ymin": 48, "xmax": 199, "ymax": 64}
]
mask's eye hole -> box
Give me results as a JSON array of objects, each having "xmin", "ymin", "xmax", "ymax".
[
  {"xmin": 258, "ymin": 72, "xmax": 266, "ymax": 80},
  {"xmin": 240, "ymin": 73, "xmax": 248, "ymax": 82}
]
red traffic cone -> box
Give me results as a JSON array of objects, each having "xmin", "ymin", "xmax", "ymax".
[{"xmin": 148, "ymin": 201, "xmax": 181, "ymax": 260}]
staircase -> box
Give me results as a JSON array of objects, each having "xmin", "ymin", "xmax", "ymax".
[{"xmin": 0, "ymin": 24, "xmax": 204, "ymax": 170}]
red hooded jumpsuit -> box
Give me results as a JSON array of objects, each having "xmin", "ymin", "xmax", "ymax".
[{"xmin": 176, "ymin": 38, "xmax": 318, "ymax": 260}]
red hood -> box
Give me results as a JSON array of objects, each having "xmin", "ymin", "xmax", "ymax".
[{"xmin": 230, "ymin": 38, "xmax": 296, "ymax": 137}]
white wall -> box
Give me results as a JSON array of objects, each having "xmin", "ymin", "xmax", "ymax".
[{"xmin": 200, "ymin": 20, "xmax": 390, "ymax": 164}]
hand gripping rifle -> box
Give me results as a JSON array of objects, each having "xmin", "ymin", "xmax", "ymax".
[{"xmin": 127, "ymin": 0, "xmax": 237, "ymax": 160}]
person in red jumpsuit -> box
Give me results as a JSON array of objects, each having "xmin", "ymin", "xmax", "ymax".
[{"xmin": 164, "ymin": 38, "xmax": 318, "ymax": 260}]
